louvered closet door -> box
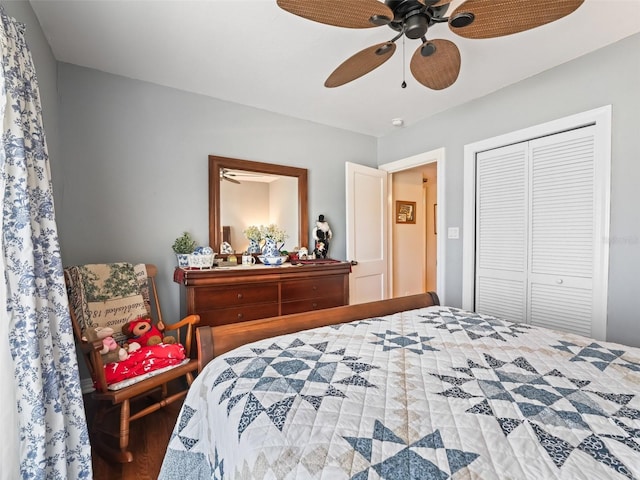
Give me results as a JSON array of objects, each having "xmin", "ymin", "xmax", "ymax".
[
  {"xmin": 527, "ymin": 126, "xmax": 596, "ymax": 336},
  {"xmin": 475, "ymin": 143, "xmax": 528, "ymax": 323}
]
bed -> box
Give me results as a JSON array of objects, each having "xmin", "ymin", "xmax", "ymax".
[{"xmin": 159, "ymin": 293, "xmax": 640, "ymax": 479}]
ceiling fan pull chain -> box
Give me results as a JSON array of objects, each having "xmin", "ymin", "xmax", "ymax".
[{"xmin": 401, "ymin": 32, "xmax": 407, "ymax": 89}]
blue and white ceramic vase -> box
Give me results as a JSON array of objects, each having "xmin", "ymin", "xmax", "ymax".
[
  {"xmin": 176, "ymin": 253, "xmax": 190, "ymax": 268},
  {"xmin": 261, "ymin": 238, "xmax": 283, "ymax": 257},
  {"xmin": 248, "ymin": 239, "xmax": 261, "ymax": 254}
]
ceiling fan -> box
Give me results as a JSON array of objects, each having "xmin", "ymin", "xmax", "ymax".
[
  {"xmin": 220, "ymin": 169, "xmax": 254, "ymax": 184},
  {"xmin": 220, "ymin": 169, "xmax": 275, "ymax": 184},
  {"xmin": 276, "ymin": 0, "xmax": 584, "ymax": 90}
]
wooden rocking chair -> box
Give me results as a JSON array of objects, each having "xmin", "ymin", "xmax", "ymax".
[{"xmin": 64, "ymin": 262, "xmax": 200, "ymax": 463}]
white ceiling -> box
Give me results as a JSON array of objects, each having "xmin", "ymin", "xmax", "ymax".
[{"xmin": 29, "ymin": 0, "xmax": 640, "ymax": 137}]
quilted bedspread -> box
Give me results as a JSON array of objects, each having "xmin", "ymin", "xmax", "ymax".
[{"xmin": 159, "ymin": 306, "xmax": 640, "ymax": 479}]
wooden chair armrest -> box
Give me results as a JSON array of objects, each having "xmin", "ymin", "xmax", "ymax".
[
  {"xmin": 163, "ymin": 314, "xmax": 200, "ymax": 358},
  {"xmin": 162, "ymin": 314, "xmax": 200, "ymax": 332}
]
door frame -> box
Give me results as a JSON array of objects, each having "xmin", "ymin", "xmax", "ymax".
[
  {"xmin": 461, "ymin": 106, "xmax": 611, "ymax": 339},
  {"xmin": 379, "ymin": 147, "xmax": 446, "ymax": 302}
]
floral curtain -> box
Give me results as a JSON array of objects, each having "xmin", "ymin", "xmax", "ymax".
[{"xmin": 0, "ymin": 7, "xmax": 92, "ymax": 479}]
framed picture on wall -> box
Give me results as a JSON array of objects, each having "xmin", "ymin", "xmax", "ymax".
[{"xmin": 395, "ymin": 201, "xmax": 416, "ymax": 224}]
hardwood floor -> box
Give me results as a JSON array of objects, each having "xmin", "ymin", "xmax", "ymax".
[{"xmin": 84, "ymin": 391, "xmax": 183, "ymax": 480}]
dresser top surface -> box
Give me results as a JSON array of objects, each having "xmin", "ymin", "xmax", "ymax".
[{"xmin": 174, "ymin": 261, "xmax": 351, "ymax": 286}]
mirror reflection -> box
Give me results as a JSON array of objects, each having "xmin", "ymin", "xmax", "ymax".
[
  {"xmin": 209, "ymin": 155, "xmax": 309, "ymax": 255},
  {"xmin": 220, "ymin": 170, "xmax": 299, "ymax": 253}
]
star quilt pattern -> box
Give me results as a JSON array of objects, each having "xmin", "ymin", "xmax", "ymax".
[{"xmin": 160, "ymin": 306, "xmax": 640, "ymax": 479}]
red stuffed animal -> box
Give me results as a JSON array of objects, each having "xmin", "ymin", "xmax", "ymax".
[{"xmin": 123, "ymin": 316, "xmax": 176, "ymax": 347}]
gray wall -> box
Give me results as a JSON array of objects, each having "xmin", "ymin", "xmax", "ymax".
[
  {"xmin": 56, "ymin": 63, "xmax": 377, "ymax": 321},
  {"xmin": 378, "ymin": 33, "xmax": 640, "ymax": 347},
  {"xmin": 7, "ymin": 0, "xmax": 639, "ymax": 346}
]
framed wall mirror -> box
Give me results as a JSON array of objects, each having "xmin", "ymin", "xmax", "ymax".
[{"xmin": 209, "ymin": 155, "xmax": 309, "ymax": 255}]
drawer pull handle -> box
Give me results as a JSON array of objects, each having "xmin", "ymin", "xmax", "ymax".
[
  {"xmin": 312, "ymin": 285, "xmax": 318, "ymax": 291},
  {"xmin": 237, "ymin": 313, "xmax": 244, "ymax": 320},
  {"xmin": 237, "ymin": 293, "xmax": 243, "ymax": 299},
  {"xmin": 312, "ymin": 302, "xmax": 318, "ymax": 308}
]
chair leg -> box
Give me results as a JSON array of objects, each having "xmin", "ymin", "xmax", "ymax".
[
  {"xmin": 89, "ymin": 370, "xmax": 197, "ymax": 463},
  {"xmin": 90, "ymin": 399, "xmax": 134, "ymax": 463},
  {"xmin": 119, "ymin": 399, "xmax": 132, "ymax": 457}
]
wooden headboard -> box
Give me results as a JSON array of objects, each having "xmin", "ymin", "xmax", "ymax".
[{"xmin": 196, "ymin": 291, "xmax": 440, "ymax": 372}]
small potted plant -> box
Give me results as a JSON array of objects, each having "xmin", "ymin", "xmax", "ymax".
[{"xmin": 172, "ymin": 231, "xmax": 196, "ymax": 268}]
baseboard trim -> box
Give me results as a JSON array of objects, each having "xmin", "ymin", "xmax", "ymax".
[{"xmin": 81, "ymin": 377, "xmax": 95, "ymax": 394}]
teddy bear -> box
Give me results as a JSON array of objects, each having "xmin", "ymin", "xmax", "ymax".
[
  {"xmin": 82, "ymin": 325, "xmax": 114, "ymax": 343},
  {"xmin": 82, "ymin": 326, "xmax": 141, "ymax": 363},
  {"xmin": 122, "ymin": 316, "xmax": 176, "ymax": 347},
  {"xmin": 100, "ymin": 335, "xmax": 130, "ymax": 363}
]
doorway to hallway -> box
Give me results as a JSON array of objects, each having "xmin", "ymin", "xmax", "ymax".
[{"xmin": 380, "ymin": 147, "xmax": 445, "ymax": 301}]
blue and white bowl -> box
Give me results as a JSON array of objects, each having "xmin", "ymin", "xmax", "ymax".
[
  {"xmin": 259, "ymin": 255, "xmax": 288, "ymax": 266},
  {"xmin": 188, "ymin": 246, "xmax": 216, "ymax": 268}
]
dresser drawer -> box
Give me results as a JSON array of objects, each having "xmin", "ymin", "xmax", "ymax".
[
  {"xmin": 178, "ymin": 262, "xmax": 351, "ymax": 333},
  {"xmin": 281, "ymin": 296, "xmax": 345, "ymax": 315},
  {"xmin": 197, "ymin": 303, "xmax": 281, "ymax": 327},
  {"xmin": 192, "ymin": 283, "xmax": 279, "ymax": 310},
  {"xmin": 281, "ymin": 276, "xmax": 345, "ymax": 301}
]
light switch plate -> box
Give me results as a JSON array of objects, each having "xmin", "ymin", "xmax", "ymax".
[{"xmin": 447, "ymin": 227, "xmax": 460, "ymax": 239}]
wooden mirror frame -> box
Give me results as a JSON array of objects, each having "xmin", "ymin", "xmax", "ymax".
[{"xmin": 209, "ymin": 155, "xmax": 309, "ymax": 254}]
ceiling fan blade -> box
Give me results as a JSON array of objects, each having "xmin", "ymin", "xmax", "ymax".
[
  {"xmin": 410, "ymin": 39, "xmax": 461, "ymax": 90},
  {"xmin": 221, "ymin": 169, "xmax": 242, "ymax": 184},
  {"xmin": 449, "ymin": 0, "xmax": 584, "ymax": 39},
  {"xmin": 325, "ymin": 41, "xmax": 396, "ymax": 88},
  {"xmin": 227, "ymin": 171, "xmax": 263, "ymax": 178},
  {"xmin": 276, "ymin": 0, "xmax": 393, "ymax": 28},
  {"xmin": 223, "ymin": 176, "xmax": 241, "ymax": 184}
]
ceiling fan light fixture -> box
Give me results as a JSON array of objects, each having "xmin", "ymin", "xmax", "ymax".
[
  {"xmin": 449, "ymin": 12, "xmax": 475, "ymax": 29},
  {"xmin": 404, "ymin": 11, "xmax": 429, "ymax": 39}
]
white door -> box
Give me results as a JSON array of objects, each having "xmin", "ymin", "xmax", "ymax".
[
  {"xmin": 345, "ymin": 162, "xmax": 388, "ymax": 304},
  {"xmin": 475, "ymin": 143, "xmax": 528, "ymax": 323},
  {"xmin": 527, "ymin": 127, "xmax": 598, "ymax": 337},
  {"xmin": 474, "ymin": 125, "xmax": 607, "ymax": 338}
]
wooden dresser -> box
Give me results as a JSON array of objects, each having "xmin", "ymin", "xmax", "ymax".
[{"xmin": 174, "ymin": 261, "xmax": 351, "ymax": 340}]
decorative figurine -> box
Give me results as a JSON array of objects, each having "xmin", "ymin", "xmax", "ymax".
[
  {"xmin": 220, "ymin": 241, "xmax": 234, "ymax": 254},
  {"xmin": 313, "ymin": 214, "xmax": 332, "ymax": 259}
]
